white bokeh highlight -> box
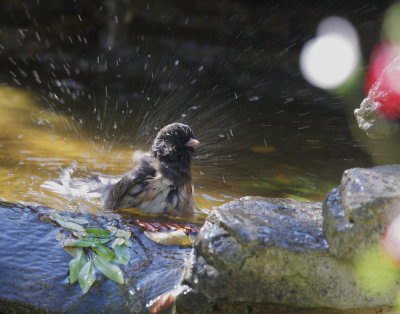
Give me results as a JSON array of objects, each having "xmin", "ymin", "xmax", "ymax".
[{"xmin": 300, "ymin": 17, "xmax": 360, "ymax": 90}]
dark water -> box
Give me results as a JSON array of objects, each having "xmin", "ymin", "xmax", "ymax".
[
  {"xmin": 0, "ymin": 79, "xmax": 371, "ymax": 217},
  {"xmin": 1, "ymin": 51, "xmax": 398, "ymax": 219},
  {"xmin": 1, "ymin": 1, "xmax": 399, "ymax": 217}
]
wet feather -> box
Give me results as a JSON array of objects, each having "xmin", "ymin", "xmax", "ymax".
[{"xmin": 101, "ymin": 123, "xmax": 198, "ymax": 217}]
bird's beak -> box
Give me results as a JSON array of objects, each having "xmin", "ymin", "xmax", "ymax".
[{"xmin": 186, "ymin": 138, "xmax": 200, "ymax": 147}]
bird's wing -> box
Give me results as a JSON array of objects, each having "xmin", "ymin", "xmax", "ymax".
[{"xmin": 101, "ymin": 153, "xmax": 157, "ymax": 209}]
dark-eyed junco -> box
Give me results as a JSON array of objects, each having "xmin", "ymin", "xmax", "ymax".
[{"xmin": 101, "ymin": 123, "xmax": 200, "ymax": 217}]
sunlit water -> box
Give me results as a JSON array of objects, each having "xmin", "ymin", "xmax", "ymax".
[
  {"xmin": 1, "ymin": 53, "xmax": 400, "ymax": 311},
  {"xmin": 1, "ymin": 81, "xmax": 394, "ymax": 225},
  {"xmin": 0, "ymin": 85, "xmax": 236, "ymax": 222}
]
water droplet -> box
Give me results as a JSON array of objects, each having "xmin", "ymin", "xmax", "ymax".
[{"xmin": 248, "ymin": 95, "xmax": 260, "ymax": 102}]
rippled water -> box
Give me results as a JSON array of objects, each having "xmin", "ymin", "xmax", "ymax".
[
  {"xmin": 2, "ymin": 1, "xmax": 399, "ymax": 224},
  {"xmin": 1, "ymin": 80, "xmax": 394, "ymax": 224}
]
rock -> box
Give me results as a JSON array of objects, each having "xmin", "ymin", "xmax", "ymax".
[
  {"xmin": 176, "ymin": 166, "xmax": 400, "ymax": 312},
  {"xmin": 354, "ymin": 53, "xmax": 400, "ymax": 138},
  {"xmin": 354, "ymin": 97, "xmax": 399, "ymax": 138},
  {"xmin": 323, "ymin": 164, "xmax": 400, "ymax": 259},
  {"xmin": 0, "ymin": 202, "xmax": 191, "ymax": 313},
  {"xmin": 3, "ymin": 165, "xmax": 400, "ymax": 313}
]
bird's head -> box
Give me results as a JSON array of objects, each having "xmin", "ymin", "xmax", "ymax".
[{"xmin": 151, "ymin": 123, "xmax": 200, "ymax": 162}]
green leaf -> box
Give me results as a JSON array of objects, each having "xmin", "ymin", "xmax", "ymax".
[
  {"xmin": 64, "ymin": 237, "xmax": 111, "ymax": 247},
  {"xmin": 112, "ymin": 237, "xmax": 125, "ymax": 247},
  {"xmin": 92, "ymin": 244, "xmax": 115, "ymax": 262},
  {"xmin": 106, "ymin": 226, "xmax": 117, "ymax": 233},
  {"xmin": 64, "ymin": 246, "xmax": 81, "ymax": 258},
  {"xmin": 60, "ymin": 220, "xmax": 86, "ymax": 232},
  {"xmin": 53, "ymin": 214, "xmax": 89, "ymax": 225},
  {"xmin": 69, "ymin": 248, "xmax": 86, "ymax": 284},
  {"xmin": 113, "ymin": 245, "xmax": 130, "ymax": 265},
  {"xmin": 85, "ymin": 228, "xmax": 114, "ymax": 238},
  {"xmin": 124, "ymin": 239, "xmax": 133, "ymax": 248},
  {"xmin": 72, "ymin": 231, "xmax": 88, "ymax": 239},
  {"xmin": 50, "ymin": 214, "xmax": 86, "ymax": 232},
  {"xmin": 93, "ymin": 254, "xmax": 124, "ymax": 284},
  {"xmin": 116, "ymin": 229, "xmax": 131, "ymax": 239},
  {"xmin": 78, "ymin": 258, "xmax": 96, "ymax": 294},
  {"xmin": 64, "ymin": 216, "xmax": 89, "ymax": 225},
  {"xmin": 144, "ymin": 230, "xmax": 194, "ymax": 246}
]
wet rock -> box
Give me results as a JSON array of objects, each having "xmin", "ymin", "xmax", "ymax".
[
  {"xmin": 3, "ymin": 165, "xmax": 400, "ymax": 312},
  {"xmin": 323, "ymin": 164, "xmax": 400, "ymax": 259},
  {"xmin": 0, "ymin": 202, "xmax": 191, "ymax": 313},
  {"xmin": 354, "ymin": 96, "xmax": 399, "ymax": 138},
  {"xmin": 354, "ymin": 54, "xmax": 400, "ymax": 138},
  {"xmin": 176, "ymin": 166, "xmax": 400, "ymax": 312}
]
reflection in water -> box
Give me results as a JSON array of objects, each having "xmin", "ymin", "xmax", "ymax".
[
  {"xmin": 0, "ymin": 86, "xmax": 132, "ymax": 212},
  {"xmin": 0, "ymin": 86, "xmax": 236, "ymax": 222},
  {"xmin": 0, "ymin": 84, "xmax": 383, "ymax": 224}
]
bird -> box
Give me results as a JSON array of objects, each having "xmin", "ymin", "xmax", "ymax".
[{"xmin": 101, "ymin": 123, "xmax": 200, "ymax": 218}]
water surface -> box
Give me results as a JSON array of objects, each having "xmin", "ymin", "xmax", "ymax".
[{"xmin": 0, "ymin": 81, "xmax": 386, "ymax": 223}]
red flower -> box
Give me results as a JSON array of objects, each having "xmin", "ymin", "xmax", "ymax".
[{"xmin": 365, "ymin": 42, "xmax": 400, "ymax": 121}]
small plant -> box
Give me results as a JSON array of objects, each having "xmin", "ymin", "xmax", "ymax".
[
  {"xmin": 39, "ymin": 213, "xmax": 200, "ymax": 294},
  {"xmin": 42, "ymin": 213, "xmax": 131, "ymax": 294}
]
